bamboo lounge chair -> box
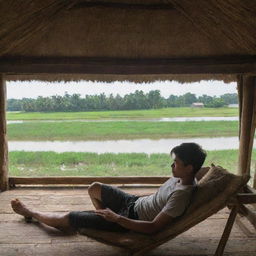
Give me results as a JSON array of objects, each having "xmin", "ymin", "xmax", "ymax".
[{"xmin": 79, "ymin": 165, "xmax": 255, "ymax": 256}]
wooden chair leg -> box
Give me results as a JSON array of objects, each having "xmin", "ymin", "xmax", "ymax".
[{"xmin": 214, "ymin": 206, "xmax": 238, "ymax": 256}]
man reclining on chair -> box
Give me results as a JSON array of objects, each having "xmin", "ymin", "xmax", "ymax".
[{"xmin": 11, "ymin": 142, "xmax": 206, "ymax": 234}]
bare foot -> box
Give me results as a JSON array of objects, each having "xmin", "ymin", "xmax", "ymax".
[{"xmin": 11, "ymin": 199, "xmax": 33, "ymax": 218}]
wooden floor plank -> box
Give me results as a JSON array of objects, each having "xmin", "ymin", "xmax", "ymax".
[{"xmin": 0, "ymin": 187, "xmax": 255, "ymax": 256}]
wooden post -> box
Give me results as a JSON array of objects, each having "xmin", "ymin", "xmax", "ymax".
[
  {"xmin": 214, "ymin": 205, "xmax": 238, "ymax": 256},
  {"xmin": 238, "ymin": 76, "xmax": 256, "ymax": 175},
  {"xmin": 237, "ymin": 75, "xmax": 243, "ymax": 139},
  {"xmin": 254, "ymin": 169, "xmax": 256, "ymax": 189},
  {"xmin": 0, "ymin": 74, "xmax": 8, "ymax": 191}
]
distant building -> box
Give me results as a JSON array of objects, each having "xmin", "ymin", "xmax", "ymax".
[
  {"xmin": 228, "ymin": 104, "xmax": 239, "ymax": 108},
  {"xmin": 191, "ymin": 102, "xmax": 204, "ymax": 108}
]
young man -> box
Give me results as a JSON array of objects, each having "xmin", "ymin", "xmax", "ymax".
[{"xmin": 11, "ymin": 142, "xmax": 206, "ymax": 234}]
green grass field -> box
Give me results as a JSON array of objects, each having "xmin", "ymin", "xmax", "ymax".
[
  {"xmin": 7, "ymin": 107, "xmax": 238, "ymax": 120},
  {"xmin": 8, "ymin": 150, "xmax": 256, "ymax": 177},
  {"xmin": 7, "ymin": 108, "xmax": 245, "ymax": 178},
  {"xmin": 7, "ymin": 120, "xmax": 239, "ymax": 140}
]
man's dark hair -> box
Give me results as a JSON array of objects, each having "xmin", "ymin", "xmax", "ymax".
[{"xmin": 170, "ymin": 143, "xmax": 207, "ymax": 174}]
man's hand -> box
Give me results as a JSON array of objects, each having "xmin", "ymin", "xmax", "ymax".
[
  {"xmin": 96, "ymin": 208, "xmax": 174, "ymax": 234},
  {"xmin": 95, "ymin": 208, "xmax": 120, "ymax": 222}
]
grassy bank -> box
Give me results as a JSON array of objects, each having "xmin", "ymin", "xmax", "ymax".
[
  {"xmin": 8, "ymin": 121, "xmax": 239, "ymax": 140},
  {"xmin": 9, "ymin": 150, "xmax": 256, "ymax": 177},
  {"xmin": 7, "ymin": 107, "xmax": 238, "ymax": 120}
]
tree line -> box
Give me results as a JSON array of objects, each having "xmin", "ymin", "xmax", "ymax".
[{"xmin": 7, "ymin": 91, "xmax": 238, "ymax": 112}]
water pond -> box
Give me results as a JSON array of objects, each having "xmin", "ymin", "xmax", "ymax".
[
  {"xmin": 8, "ymin": 137, "xmax": 256, "ymax": 154},
  {"xmin": 7, "ymin": 116, "xmax": 238, "ymax": 124}
]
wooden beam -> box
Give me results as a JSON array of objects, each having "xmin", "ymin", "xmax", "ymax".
[
  {"xmin": 238, "ymin": 76, "xmax": 256, "ymax": 175},
  {"xmin": 0, "ymin": 74, "xmax": 8, "ymax": 191},
  {"xmin": 237, "ymin": 75, "xmax": 243, "ymax": 138},
  {"xmin": 0, "ymin": 56, "xmax": 256, "ymax": 75},
  {"xmin": 237, "ymin": 193, "xmax": 256, "ymax": 204},
  {"xmin": 244, "ymin": 186, "xmax": 256, "ymax": 210},
  {"xmin": 9, "ymin": 176, "xmax": 169, "ymax": 186},
  {"xmin": 254, "ymin": 168, "xmax": 256, "ymax": 189},
  {"xmin": 71, "ymin": 1, "xmax": 174, "ymax": 10}
]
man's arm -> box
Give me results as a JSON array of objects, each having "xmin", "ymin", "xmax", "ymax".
[{"xmin": 95, "ymin": 208, "xmax": 174, "ymax": 234}]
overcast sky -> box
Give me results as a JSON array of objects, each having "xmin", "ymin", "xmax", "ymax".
[{"xmin": 7, "ymin": 80, "xmax": 237, "ymax": 99}]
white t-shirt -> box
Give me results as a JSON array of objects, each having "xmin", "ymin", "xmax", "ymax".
[{"xmin": 134, "ymin": 177, "xmax": 194, "ymax": 221}]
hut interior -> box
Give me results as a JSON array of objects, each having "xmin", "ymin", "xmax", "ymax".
[{"xmin": 0, "ymin": 0, "xmax": 256, "ymax": 255}]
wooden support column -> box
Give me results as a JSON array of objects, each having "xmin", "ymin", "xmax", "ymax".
[
  {"xmin": 238, "ymin": 76, "xmax": 256, "ymax": 175},
  {"xmin": 214, "ymin": 205, "xmax": 238, "ymax": 256},
  {"xmin": 0, "ymin": 74, "xmax": 8, "ymax": 191},
  {"xmin": 254, "ymin": 171, "xmax": 256, "ymax": 189}
]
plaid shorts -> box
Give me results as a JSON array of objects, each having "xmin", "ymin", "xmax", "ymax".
[{"xmin": 69, "ymin": 184, "xmax": 139, "ymax": 232}]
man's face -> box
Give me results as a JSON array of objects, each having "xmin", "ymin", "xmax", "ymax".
[{"xmin": 171, "ymin": 154, "xmax": 189, "ymax": 178}]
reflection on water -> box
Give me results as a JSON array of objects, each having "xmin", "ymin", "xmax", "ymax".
[
  {"xmin": 8, "ymin": 137, "xmax": 255, "ymax": 153},
  {"xmin": 158, "ymin": 117, "xmax": 238, "ymax": 122},
  {"xmin": 7, "ymin": 116, "xmax": 238, "ymax": 124},
  {"xmin": 7, "ymin": 121, "xmax": 24, "ymax": 124}
]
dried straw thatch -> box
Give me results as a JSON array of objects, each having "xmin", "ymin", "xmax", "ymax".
[
  {"xmin": 1, "ymin": 0, "xmax": 256, "ymax": 82},
  {"xmin": 5, "ymin": 74, "xmax": 237, "ymax": 84}
]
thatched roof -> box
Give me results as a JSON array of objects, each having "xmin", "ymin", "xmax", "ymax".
[{"xmin": 1, "ymin": 0, "xmax": 256, "ymax": 83}]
